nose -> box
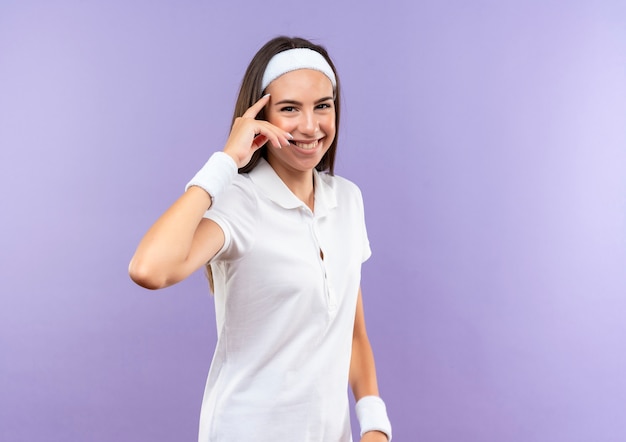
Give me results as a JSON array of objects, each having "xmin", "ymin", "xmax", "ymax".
[{"xmin": 299, "ymin": 110, "xmax": 319, "ymax": 136}]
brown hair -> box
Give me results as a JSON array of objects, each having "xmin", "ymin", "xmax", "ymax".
[{"xmin": 235, "ymin": 36, "xmax": 341, "ymax": 175}]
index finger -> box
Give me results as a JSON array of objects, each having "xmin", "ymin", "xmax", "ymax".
[{"xmin": 241, "ymin": 94, "xmax": 271, "ymax": 119}]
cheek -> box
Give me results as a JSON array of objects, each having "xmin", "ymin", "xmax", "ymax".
[
  {"xmin": 322, "ymin": 115, "xmax": 336, "ymax": 134},
  {"xmin": 267, "ymin": 115, "xmax": 296, "ymax": 131}
]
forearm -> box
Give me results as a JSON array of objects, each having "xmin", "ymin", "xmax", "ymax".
[
  {"xmin": 351, "ymin": 340, "xmax": 391, "ymax": 442},
  {"xmin": 350, "ymin": 289, "xmax": 392, "ymax": 441},
  {"xmin": 350, "ymin": 329, "xmax": 380, "ymax": 401},
  {"xmin": 130, "ymin": 150, "xmax": 240, "ymax": 289},
  {"xmin": 129, "ymin": 186, "xmax": 215, "ymax": 289}
]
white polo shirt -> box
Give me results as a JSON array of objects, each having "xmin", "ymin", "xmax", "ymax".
[{"xmin": 198, "ymin": 158, "xmax": 371, "ymax": 442}]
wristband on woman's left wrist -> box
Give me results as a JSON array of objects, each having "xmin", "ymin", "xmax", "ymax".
[{"xmin": 355, "ymin": 395, "xmax": 392, "ymax": 441}]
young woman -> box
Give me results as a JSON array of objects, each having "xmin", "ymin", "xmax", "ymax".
[{"xmin": 129, "ymin": 36, "xmax": 392, "ymax": 442}]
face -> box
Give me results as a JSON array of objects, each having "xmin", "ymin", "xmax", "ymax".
[{"xmin": 264, "ymin": 69, "xmax": 336, "ymax": 177}]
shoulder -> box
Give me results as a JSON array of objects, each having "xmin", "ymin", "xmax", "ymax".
[
  {"xmin": 219, "ymin": 172, "xmax": 257, "ymax": 203},
  {"xmin": 319, "ymin": 172, "xmax": 364, "ymax": 201},
  {"xmin": 206, "ymin": 172, "xmax": 259, "ymax": 219}
]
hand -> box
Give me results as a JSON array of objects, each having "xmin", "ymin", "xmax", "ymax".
[
  {"xmin": 361, "ymin": 430, "xmax": 389, "ymax": 442},
  {"xmin": 222, "ymin": 94, "xmax": 292, "ymax": 168}
]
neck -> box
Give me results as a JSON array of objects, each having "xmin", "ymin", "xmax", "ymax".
[
  {"xmin": 267, "ymin": 158, "xmax": 315, "ymax": 211},
  {"xmin": 284, "ymin": 172, "xmax": 315, "ymax": 212}
]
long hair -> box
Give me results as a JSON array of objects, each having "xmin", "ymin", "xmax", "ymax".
[{"xmin": 235, "ymin": 36, "xmax": 341, "ymax": 175}]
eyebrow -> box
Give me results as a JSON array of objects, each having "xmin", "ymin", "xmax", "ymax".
[{"xmin": 274, "ymin": 96, "xmax": 334, "ymax": 106}]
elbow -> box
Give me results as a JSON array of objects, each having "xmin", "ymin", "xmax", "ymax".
[
  {"xmin": 352, "ymin": 321, "xmax": 370, "ymax": 343},
  {"xmin": 128, "ymin": 258, "xmax": 169, "ymax": 290}
]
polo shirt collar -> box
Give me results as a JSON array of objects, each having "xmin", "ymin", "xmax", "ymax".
[{"xmin": 248, "ymin": 158, "xmax": 337, "ymax": 217}]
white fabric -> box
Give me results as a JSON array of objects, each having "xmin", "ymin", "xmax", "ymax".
[
  {"xmin": 262, "ymin": 48, "xmax": 337, "ymax": 91},
  {"xmin": 198, "ymin": 158, "xmax": 370, "ymax": 442},
  {"xmin": 355, "ymin": 396, "xmax": 392, "ymax": 441},
  {"xmin": 185, "ymin": 152, "xmax": 238, "ymax": 202}
]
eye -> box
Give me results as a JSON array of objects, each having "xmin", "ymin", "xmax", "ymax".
[
  {"xmin": 316, "ymin": 102, "xmax": 333, "ymax": 110},
  {"xmin": 280, "ymin": 106, "xmax": 297, "ymax": 112}
]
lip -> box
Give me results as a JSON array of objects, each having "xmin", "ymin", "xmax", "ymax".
[{"xmin": 289, "ymin": 138, "xmax": 324, "ymax": 152}]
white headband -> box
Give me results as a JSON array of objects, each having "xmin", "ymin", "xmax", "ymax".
[{"xmin": 261, "ymin": 48, "xmax": 337, "ymax": 92}]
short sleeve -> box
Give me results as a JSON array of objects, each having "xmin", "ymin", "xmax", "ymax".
[
  {"xmin": 356, "ymin": 186, "xmax": 372, "ymax": 263},
  {"xmin": 203, "ymin": 175, "xmax": 258, "ymax": 262}
]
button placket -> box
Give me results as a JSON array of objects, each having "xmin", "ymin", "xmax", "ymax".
[{"xmin": 311, "ymin": 218, "xmax": 336, "ymax": 312}]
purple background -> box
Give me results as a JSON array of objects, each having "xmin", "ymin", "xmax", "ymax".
[{"xmin": 1, "ymin": 1, "xmax": 626, "ymax": 441}]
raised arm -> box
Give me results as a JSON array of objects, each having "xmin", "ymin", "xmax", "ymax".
[
  {"xmin": 128, "ymin": 188, "xmax": 224, "ymax": 290},
  {"xmin": 128, "ymin": 94, "xmax": 292, "ymax": 290}
]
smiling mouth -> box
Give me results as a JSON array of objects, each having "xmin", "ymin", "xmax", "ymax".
[{"xmin": 290, "ymin": 139, "xmax": 320, "ymax": 150}]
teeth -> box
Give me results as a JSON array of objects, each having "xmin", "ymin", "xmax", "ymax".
[{"xmin": 294, "ymin": 140, "xmax": 318, "ymax": 150}]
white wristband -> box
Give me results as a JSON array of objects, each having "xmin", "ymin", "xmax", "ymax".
[
  {"xmin": 355, "ymin": 396, "xmax": 392, "ymax": 441},
  {"xmin": 185, "ymin": 152, "xmax": 237, "ymax": 202}
]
